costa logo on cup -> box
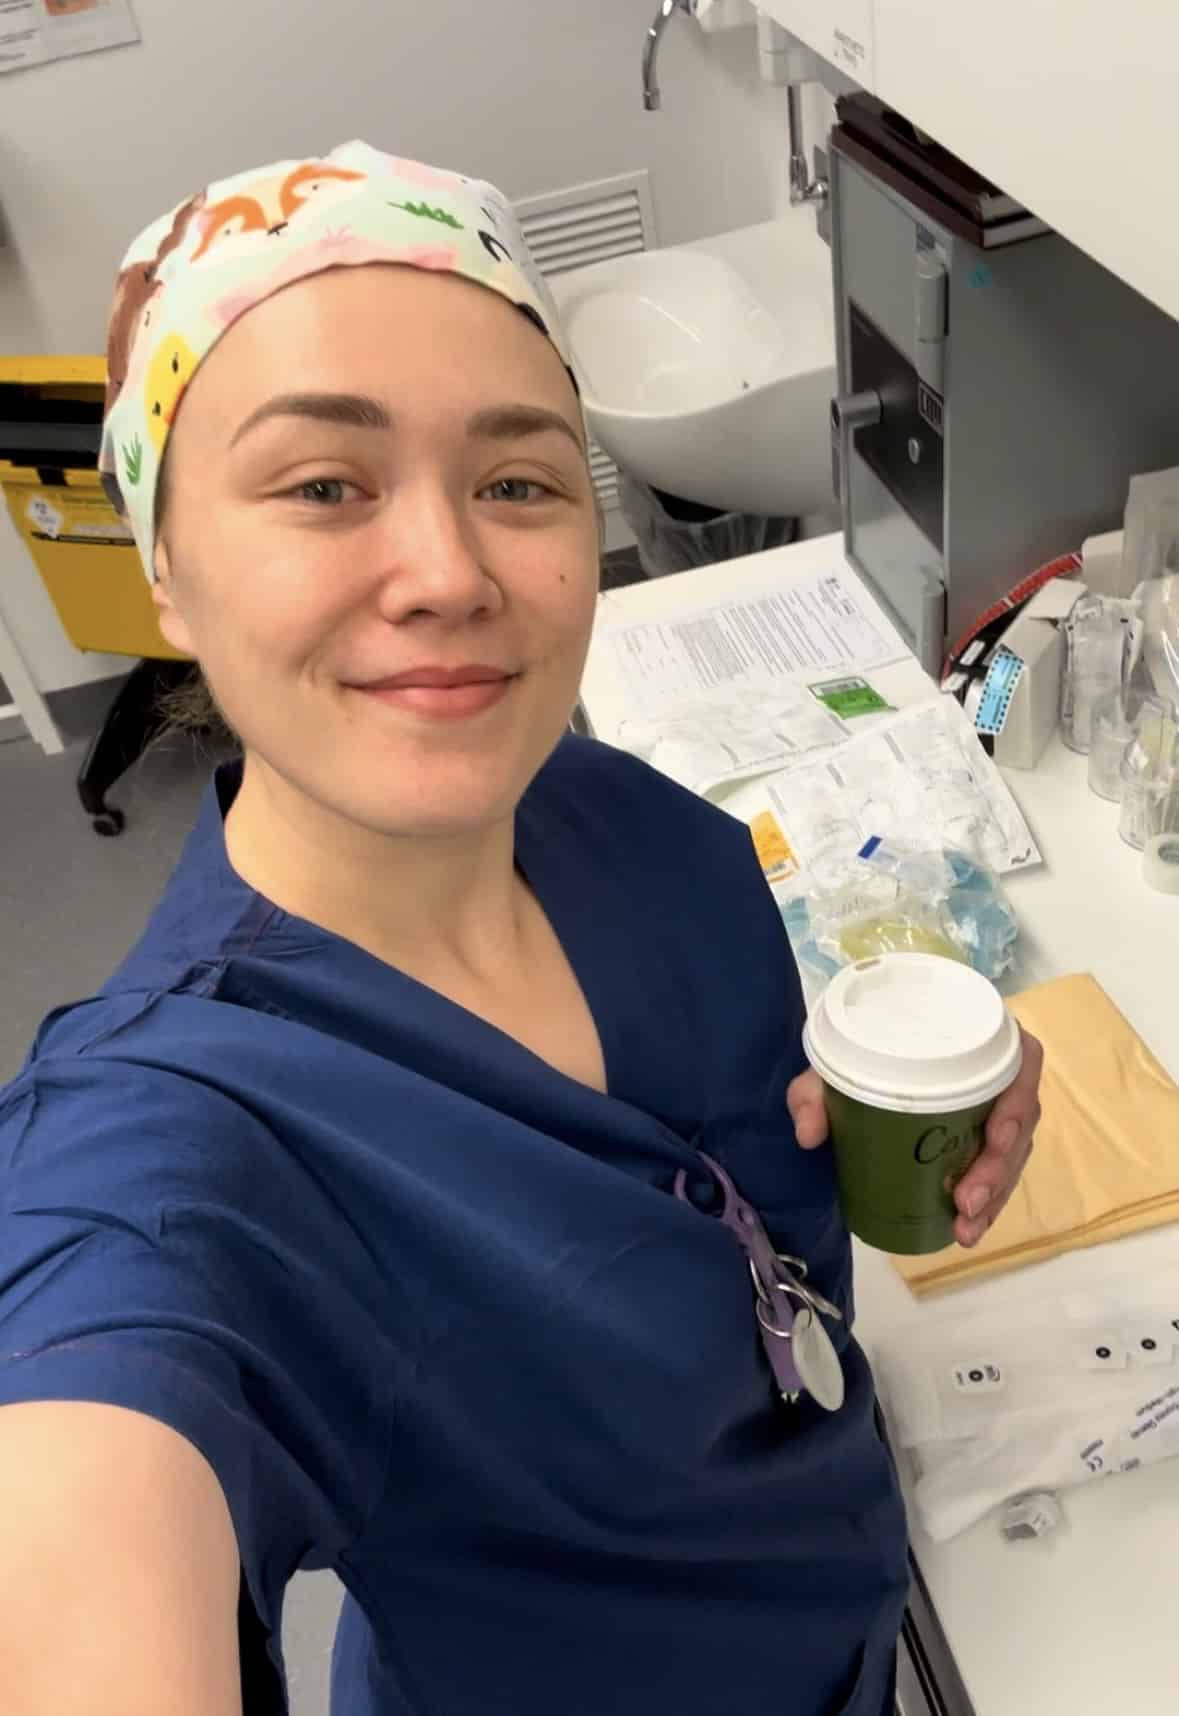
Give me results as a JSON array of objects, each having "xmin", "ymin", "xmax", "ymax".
[{"xmin": 913, "ymin": 1122, "xmax": 978, "ymax": 1166}]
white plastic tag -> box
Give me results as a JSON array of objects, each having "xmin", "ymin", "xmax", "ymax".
[
  {"xmin": 1128, "ymin": 1327, "xmax": 1176, "ymax": 1368},
  {"xmin": 1081, "ymin": 1336, "xmax": 1129, "ymax": 1372},
  {"xmin": 792, "ymin": 1307, "xmax": 845, "ymax": 1413},
  {"xmin": 952, "ymin": 1361, "xmax": 1005, "ymax": 1394}
]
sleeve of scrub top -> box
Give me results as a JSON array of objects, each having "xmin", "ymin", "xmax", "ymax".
[{"xmin": 0, "ymin": 1057, "xmax": 393, "ymax": 1635}]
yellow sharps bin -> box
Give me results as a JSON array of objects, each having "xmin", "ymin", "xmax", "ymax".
[
  {"xmin": 1, "ymin": 356, "xmax": 196, "ymax": 836},
  {"xmin": 0, "ymin": 356, "xmax": 186, "ymax": 660}
]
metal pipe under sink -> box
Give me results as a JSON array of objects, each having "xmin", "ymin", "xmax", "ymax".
[
  {"xmin": 788, "ymin": 82, "xmax": 830, "ymax": 210},
  {"xmin": 642, "ymin": 0, "xmax": 830, "ymax": 221}
]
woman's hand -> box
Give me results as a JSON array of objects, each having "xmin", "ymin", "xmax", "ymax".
[{"xmin": 786, "ymin": 1027, "xmax": 1044, "ymax": 1249}]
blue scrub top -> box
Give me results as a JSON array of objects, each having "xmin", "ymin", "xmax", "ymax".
[{"xmin": 0, "ymin": 736, "xmax": 908, "ymax": 1716}]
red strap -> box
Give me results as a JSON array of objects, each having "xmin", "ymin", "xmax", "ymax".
[{"xmin": 943, "ymin": 552, "xmax": 1083, "ymax": 679}]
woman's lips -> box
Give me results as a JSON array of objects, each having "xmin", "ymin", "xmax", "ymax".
[{"xmin": 353, "ymin": 674, "xmax": 516, "ymax": 720}]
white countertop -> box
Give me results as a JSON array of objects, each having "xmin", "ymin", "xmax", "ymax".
[
  {"xmin": 581, "ymin": 533, "xmax": 1179, "ymax": 1716},
  {"xmin": 852, "ymin": 726, "xmax": 1179, "ymax": 1716}
]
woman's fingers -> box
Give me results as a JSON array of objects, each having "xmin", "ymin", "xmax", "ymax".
[
  {"xmin": 953, "ymin": 1028, "xmax": 1044, "ymax": 1247},
  {"xmin": 786, "ymin": 1069, "xmax": 829, "ymax": 1150}
]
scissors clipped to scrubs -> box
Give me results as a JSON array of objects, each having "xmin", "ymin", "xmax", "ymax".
[{"xmin": 674, "ymin": 1150, "xmax": 846, "ymax": 1413}]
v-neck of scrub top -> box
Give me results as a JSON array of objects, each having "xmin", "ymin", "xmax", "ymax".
[{"xmin": 194, "ymin": 752, "xmax": 714, "ymax": 1182}]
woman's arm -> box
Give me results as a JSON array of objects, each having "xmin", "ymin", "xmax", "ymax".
[{"xmin": 0, "ymin": 1401, "xmax": 242, "ymax": 1716}]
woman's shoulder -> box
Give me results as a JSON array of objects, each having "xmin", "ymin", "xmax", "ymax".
[
  {"xmin": 532, "ymin": 733, "xmax": 744, "ymax": 846},
  {"xmin": 1, "ymin": 995, "xmax": 269, "ymax": 1156},
  {"xmin": 0, "ymin": 998, "xmax": 310, "ymax": 1284},
  {"xmin": 527, "ymin": 735, "xmax": 771, "ymax": 923},
  {"xmin": 532, "ymin": 734, "xmax": 765, "ymax": 899}
]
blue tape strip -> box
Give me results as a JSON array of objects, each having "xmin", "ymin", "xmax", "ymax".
[{"xmin": 974, "ymin": 648, "xmax": 1025, "ymax": 737}]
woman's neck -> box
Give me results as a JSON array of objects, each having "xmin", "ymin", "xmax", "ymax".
[{"xmin": 222, "ymin": 752, "xmax": 530, "ymax": 987}]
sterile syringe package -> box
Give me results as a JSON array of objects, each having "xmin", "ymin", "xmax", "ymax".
[{"xmin": 872, "ymin": 1267, "xmax": 1179, "ymax": 1541}]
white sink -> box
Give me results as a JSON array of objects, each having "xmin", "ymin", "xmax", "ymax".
[{"xmin": 550, "ymin": 215, "xmax": 837, "ymax": 519}]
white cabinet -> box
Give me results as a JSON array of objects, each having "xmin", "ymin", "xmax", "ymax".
[
  {"xmin": 758, "ymin": 0, "xmax": 1179, "ymax": 329},
  {"xmin": 874, "ymin": 0, "xmax": 1179, "ymax": 327},
  {"xmin": 758, "ymin": 0, "xmax": 877, "ymax": 88}
]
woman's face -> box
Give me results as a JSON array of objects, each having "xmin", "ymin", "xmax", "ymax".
[{"xmin": 154, "ymin": 264, "xmax": 600, "ymax": 839}]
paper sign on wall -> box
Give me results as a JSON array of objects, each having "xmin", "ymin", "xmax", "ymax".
[{"xmin": 1, "ymin": 0, "xmax": 139, "ymax": 76}]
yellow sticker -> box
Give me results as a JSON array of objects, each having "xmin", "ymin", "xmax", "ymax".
[{"xmin": 749, "ymin": 811, "xmax": 798, "ymax": 883}]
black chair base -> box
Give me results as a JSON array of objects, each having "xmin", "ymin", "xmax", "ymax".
[{"xmin": 77, "ymin": 658, "xmax": 196, "ymax": 836}]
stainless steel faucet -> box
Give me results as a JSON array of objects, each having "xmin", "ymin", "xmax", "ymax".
[{"xmin": 643, "ymin": 0, "xmax": 691, "ymax": 112}]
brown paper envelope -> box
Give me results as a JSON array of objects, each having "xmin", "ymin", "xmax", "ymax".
[{"xmin": 892, "ymin": 973, "xmax": 1179, "ymax": 1296}]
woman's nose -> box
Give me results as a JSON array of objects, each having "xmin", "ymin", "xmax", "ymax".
[{"xmin": 372, "ymin": 488, "xmax": 502, "ymax": 623}]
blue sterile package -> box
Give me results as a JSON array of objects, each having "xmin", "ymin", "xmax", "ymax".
[
  {"xmin": 780, "ymin": 840, "xmax": 1018, "ymax": 992},
  {"xmin": 942, "ymin": 848, "xmax": 1020, "ymax": 977},
  {"xmin": 778, "ymin": 894, "xmax": 841, "ymax": 1000}
]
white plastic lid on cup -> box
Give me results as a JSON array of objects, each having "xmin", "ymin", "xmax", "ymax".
[{"xmin": 803, "ymin": 952, "xmax": 1023, "ymax": 1115}]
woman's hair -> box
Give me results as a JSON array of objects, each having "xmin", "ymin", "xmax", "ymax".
[
  {"xmin": 152, "ymin": 445, "xmax": 237, "ymax": 743},
  {"xmin": 155, "ymin": 668, "xmax": 235, "ymax": 742}
]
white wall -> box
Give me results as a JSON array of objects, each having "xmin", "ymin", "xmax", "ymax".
[
  {"xmin": 0, "ymin": 0, "xmax": 799, "ymax": 697},
  {"xmin": 0, "ymin": 0, "xmax": 793, "ymax": 355}
]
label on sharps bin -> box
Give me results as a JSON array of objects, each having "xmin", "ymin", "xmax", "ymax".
[
  {"xmin": 26, "ymin": 496, "xmax": 64, "ymax": 539},
  {"xmin": 25, "ymin": 489, "xmax": 134, "ymax": 550}
]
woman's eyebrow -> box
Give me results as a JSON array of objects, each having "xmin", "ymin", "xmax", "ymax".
[
  {"xmin": 467, "ymin": 404, "xmax": 585, "ymax": 453},
  {"xmin": 229, "ymin": 394, "xmax": 584, "ymax": 453},
  {"xmin": 230, "ymin": 392, "xmax": 392, "ymax": 448}
]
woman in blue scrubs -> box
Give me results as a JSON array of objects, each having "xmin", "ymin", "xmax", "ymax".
[{"xmin": 0, "ymin": 145, "xmax": 1041, "ymax": 1716}]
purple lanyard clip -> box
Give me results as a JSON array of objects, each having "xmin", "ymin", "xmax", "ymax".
[{"xmin": 674, "ymin": 1150, "xmax": 808, "ymax": 1402}]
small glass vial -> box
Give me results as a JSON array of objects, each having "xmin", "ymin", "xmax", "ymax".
[
  {"xmin": 1088, "ymin": 688, "xmax": 1137, "ymax": 801},
  {"xmin": 1143, "ymin": 789, "xmax": 1179, "ymax": 893},
  {"xmin": 1117, "ymin": 701, "xmax": 1178, "ymax": 850},
  {"xmin": 1061, "ymin": 594, "xmax": 1127, "ymax": 754}
]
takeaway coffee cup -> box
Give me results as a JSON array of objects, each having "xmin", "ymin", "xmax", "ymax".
[{"xmin": 802, "ymin": 953, "xmax": 1023, "ymax": 1255}]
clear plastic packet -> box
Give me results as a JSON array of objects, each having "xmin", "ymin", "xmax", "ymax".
[
  {"xmin": 1131, "ymin": 572, "xmax": 1179, "ymax": 708},
  {"xmin": 941, "ymin": 847, "xmax": 1021, "ymax": 978},
  {"xmin": 1123, "ymin": 466, "xmax": 1179, "ymax": 590},
  {"xmin": 1061, "ymin": 591, "xmax": 1136, "ymax": 753},
  {"xmin": 781, "ymin": 836, "xmax": 1019, "ymax": 989},
  {"xmin": 874, "ymin": 1265, "xmax": 1179, "ymax": 1542}
]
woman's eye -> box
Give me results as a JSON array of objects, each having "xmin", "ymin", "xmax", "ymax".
[
  {"xmin": 483, "ymin": 477, "xmax": 551, "ymax": 504},
  {"xmin": 292, "ymin": 478, "xmax": 355, "ymax": 506}
]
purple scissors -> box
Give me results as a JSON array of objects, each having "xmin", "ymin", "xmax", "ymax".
[{"xmin": 674, "ymin": 1150, "xmax": 845, "ymax": 1412}]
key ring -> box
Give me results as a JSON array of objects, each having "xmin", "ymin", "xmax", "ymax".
[
  {"xmin": 755, "ymin": 1296, "xmax": 792, "ymax": 1341},
  {"xmin": 771, "ymin": 1251, "xmax": 844, "ymax": 1321},
  {"xmin": 749, "ymin": 1256, "xmax": 844, "ymax": 1326},
  {"xmin": 781, "ymin": 1267, "xmax": 844, "ymax": 1325}
]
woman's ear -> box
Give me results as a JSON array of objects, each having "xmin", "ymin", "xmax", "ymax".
[{"xmin": 151, "ymin": 537, "xmax": 197, "ymax": 658}]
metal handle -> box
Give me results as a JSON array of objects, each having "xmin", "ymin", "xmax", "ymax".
[
  {"xmin": 914, "ymin": 563, "xmax": 948, "ymax": 678},
  {"xmin": 914, "ymin": 251, "xmax": 948, "ymax": 398},
  {"xmin": 829, "ymin": 388, "xmax": 881, "ymax": 502}
]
